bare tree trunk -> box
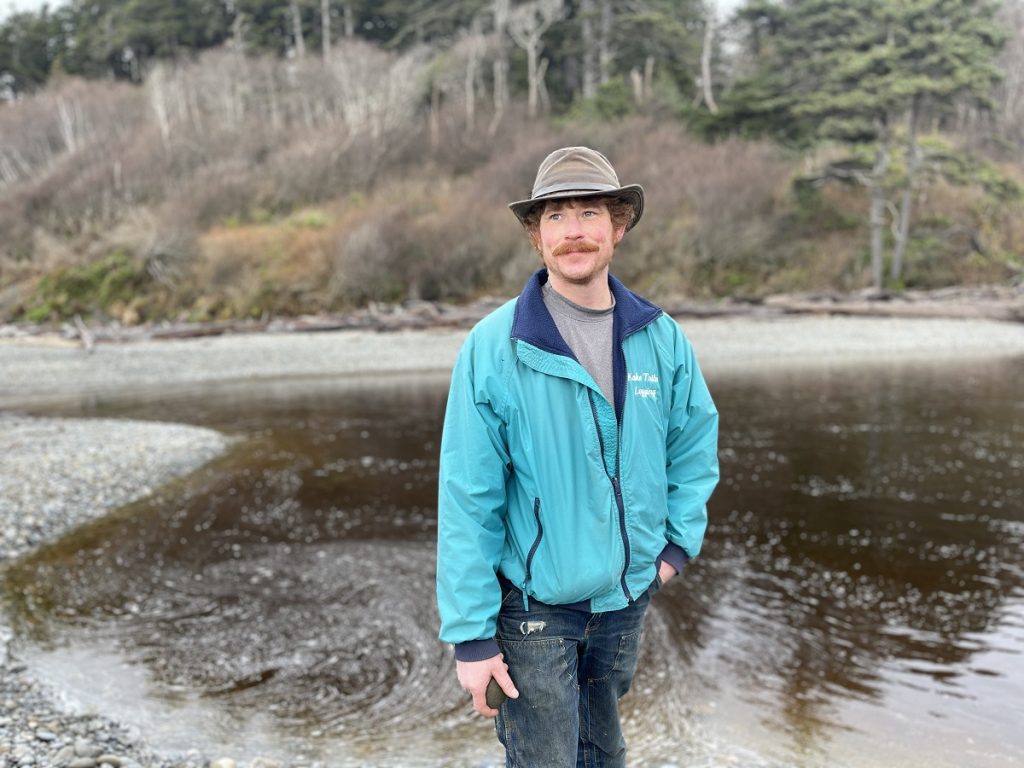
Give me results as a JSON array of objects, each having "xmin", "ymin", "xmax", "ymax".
[
  {"xmin": 525, "ymin": 41, "xmax": 539, "ymax": 117},
  {"xmin": 465, "ymin": 57, "xmax": 477, "ymax": 132},
  {"xmin": 322, "ymin": 0, "xmax": 332, "ymax": 59},
  {"xmin": 232, "ymin": 13, "xmax": 246, "ymax": 52},
  {"xmin": 630, "ymin": 67, "xmax": 643, "ymax": 104},
  {"xmin": 465, "ymin": 16, "xmax": 484, "ymax": 132},
  {"xmin": 580, "ymin": 0, "xmax": 597, "ymax": 99},
  {"xmin": 996, "ymin": 2, "xmax": 1024, "ymax": 146},
  {"xmin": 700, "ymin": 1, "xmax": 718, "ymax": 113},
  {"xmin": 508, "ymin": 0, "xmax": 563, "ymax": 119},
  {"xmin": 56, "ymin": 96, "xmax": 82, "ymax": 152},
  {"xmin": 537, "ymin": 57, "xmax": 550, "ymax": 114},
  {"xmin": 489, "ymin": 0, "xmax": 510, "ymax": 135},
  {"xmin": 430, "ymin": 79, "xmax": 441, "ymax": 149},
  {"xmin": 598, "ymin": 0, "xmax": 613, "ymax": 86},
  {"xmin": 267, "ymin": 65, "xmax": 282, "ymax": 132},
  {"xmin": 891, "ymin": 98, "xmax": 920, "ymax": 284},
  {"xmin": 343, "ymin": 1, "xmax": 354, "ymax": 37},
  {"xmin": 149, "ymin": 68, "xmax": 172, "ymax": 150},
  {"xmin": 869, "ymin": 118, "xmax": 891, "ymax": 290},
  {"xmin": 291, "ymin": 2, "xmax": 306, "ymax": 57}
]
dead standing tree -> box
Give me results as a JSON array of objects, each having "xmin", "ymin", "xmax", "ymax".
[
  {"xmin": 699, "ymin": 0, "xmax": 718, "ymax": 114},
  {"xmin": 580, "ymin": 0, "xmax": 615, "ymax": 98},
  {"xmin": 489, "ymin": 0, "xmax": 510, "ymax": 134},
  {"xmin": 508, "ymin": 0, "xmax": 564, "ymax": 118},
  {"xmin": 580, "ymin": 0, "xmax": 597, "ymax": 99},
  {"xmin": 461, "ymin": 14, "xmax": 489, "ymax": 133}
]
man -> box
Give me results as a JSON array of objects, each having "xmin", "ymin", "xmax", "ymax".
[{"xmin": 437, "ymin": 146, "xmax": 719, "ymax": 767}]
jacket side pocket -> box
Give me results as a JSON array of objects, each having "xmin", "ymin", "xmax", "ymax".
[{"xmin": 524, "ymin": 497, "xmax": 543, "ymax": 585}]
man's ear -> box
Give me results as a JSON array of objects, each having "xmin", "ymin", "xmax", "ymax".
[{"xmin": 613, "ymin": 223, "xmax": 627, "ymax": 245}]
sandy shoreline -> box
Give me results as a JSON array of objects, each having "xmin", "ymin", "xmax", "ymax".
[{"xmin": 1, "ymin": 314, "xmax": 1024, "ymax": 767}]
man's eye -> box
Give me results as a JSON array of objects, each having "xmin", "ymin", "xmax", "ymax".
[
  {"xmin": 582, "ymin": 210, "xmax": 597, "ymax": 217},
  {"xmin": 548, "ymin": 213, "xmax": 562, "ymax": 221}
]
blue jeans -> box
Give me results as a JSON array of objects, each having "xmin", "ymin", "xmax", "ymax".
[{"xmin": 494, "ymin": 579, "xmax": 657, "ymax": 768}]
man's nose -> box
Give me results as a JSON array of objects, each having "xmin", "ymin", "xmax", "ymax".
[{"xmin": 562, "ymin": 212, "xmax": 585, "ymax": 238}]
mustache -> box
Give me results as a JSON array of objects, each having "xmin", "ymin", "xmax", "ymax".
[{"xmin": 551, "ymin": 242, "xmax": 599, "ymax": 257}]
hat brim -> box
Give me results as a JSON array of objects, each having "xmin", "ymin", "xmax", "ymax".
[{"xmin": 509, "ymin": 184, "xmax": 645, "ymax": 231}]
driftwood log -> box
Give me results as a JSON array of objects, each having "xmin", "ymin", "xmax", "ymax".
[{"xmin": 1, "ymin": 286, "xmax": 1021, "ymax": 346}]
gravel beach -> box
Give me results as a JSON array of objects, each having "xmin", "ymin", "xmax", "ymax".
[
  {"xmin": 0, "ymin": 416, "xmax": 228, "ymax": 768},
  {"xmin": 1, "ymin": 314, "xmax": 1023, "ymax": 768},
  {"xmin": 3, "ymin": 316, "xmax": 1024, "ymax": 409}
]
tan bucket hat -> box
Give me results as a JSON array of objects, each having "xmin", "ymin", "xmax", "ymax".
[{"xmin": 509, "ymin": 146, "xmax": 644, "ymax": 230}]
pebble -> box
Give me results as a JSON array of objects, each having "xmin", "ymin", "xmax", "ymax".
[{"xmin": 75, "ymin": 738, "xmax": 103, "ymax": 757}]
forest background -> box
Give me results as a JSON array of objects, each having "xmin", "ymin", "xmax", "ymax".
[{"xmin": 0, "ymin": 0, "xmax": 1022, "ymax": 327}]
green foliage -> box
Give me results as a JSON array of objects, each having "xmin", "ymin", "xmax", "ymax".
[
  {"xmin": 0, "ymin": 0, "xmax": 708, "ymax": 109},
  {"xmin": 288, "ymin": 209, "xmax": 329, "ymax": 229},
  {"xmin": 928, "ymin": 145, "xmax": 1024, "ymax": 201},
  {"xmin": 610, "ymin": 0, "xmax": 705, "ymax": 101},
  {"xmin": 792, "ymin": 183, "xmax": 862, "ymax": 230},
  {"xmin": 566, "ymin": 78, "xmax": 634, "ymax": 121},
  {"xmin": 0, "ymin": 7, "xmax": 66, "ymax": 93},
  {"xmin": 717, "ymin": 0, "xmax": 1005, "ymax": 143},
  {"xmin": 18, "ymin": 250, "xmax": 152, "ymax": 322}
]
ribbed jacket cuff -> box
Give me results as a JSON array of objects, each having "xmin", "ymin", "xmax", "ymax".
[
  {"xmin": 454, "ymin": 638, "xmax": 500, "ymax": 662},
  {"xmin": 657, "ymin": 542, "xmax": 689, "ymax": 575}
]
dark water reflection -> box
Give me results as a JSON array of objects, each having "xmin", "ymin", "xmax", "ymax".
[{"xmin": 4, "ymin": 359, "xmax": 1024, "ymax": 767}]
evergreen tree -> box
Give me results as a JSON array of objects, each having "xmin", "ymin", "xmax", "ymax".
[
  {"xmin": 0, "ymin": 6, "xmax": 65, "ymax": 95},
  {"xmin": 719, "ymin": 0, "xmax": 1004, "ymax": 288}
]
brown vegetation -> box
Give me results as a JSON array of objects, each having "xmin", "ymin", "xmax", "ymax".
[{"xmin": 0, "ymin": 42, "xmax": 1021, "ymax": 326}]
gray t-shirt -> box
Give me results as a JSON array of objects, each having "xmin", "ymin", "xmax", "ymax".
[{"xmin": 542, "ymin": 282, "xmax": 616, "ymax": 404}]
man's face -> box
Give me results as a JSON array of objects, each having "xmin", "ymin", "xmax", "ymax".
[{"xmin": 533, "ymin": 198, "xmax": 626, "ymax": 289}]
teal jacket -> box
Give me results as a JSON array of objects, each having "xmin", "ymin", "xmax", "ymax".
[{"xmin": 437, "ymin": 270, "xmax": 719, "ymax": 661}]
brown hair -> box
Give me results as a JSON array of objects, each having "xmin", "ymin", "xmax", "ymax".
[{"xmin": 520, "ymin": 196, "xmax": 635, "ymax": 239}]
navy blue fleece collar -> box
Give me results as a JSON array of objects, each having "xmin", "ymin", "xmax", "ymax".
[
  {"xmin": 510, "ymin": 269, "xmax": 663, "ymax": 420},
  {"xmin": 511, "ymin": 269, "xmax": 662, "ymax": 351}
]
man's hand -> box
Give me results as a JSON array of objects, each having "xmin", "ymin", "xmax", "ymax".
[
  {"xmin": 456, "ymin": 653, "xmax": 520, "ymax": 718},
  {"xmin": 658, "ymin": 559, "xmax": 678, "ymax": 586}
]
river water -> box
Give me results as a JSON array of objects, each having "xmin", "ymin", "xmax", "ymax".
[{"xmin": 4, "ymin": 357, "xmax": 1023, "ymax": 767}]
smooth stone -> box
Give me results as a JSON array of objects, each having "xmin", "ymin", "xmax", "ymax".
[
  {"xmin": 35, "ymin": 729, "xmax": 58, "ymax": 742},
  {"xmin": 53, "ymin": 745, "xmax": 76, "ymax": 766},
  {"xmin": 209, "ymin": 759, "xmax": 237, "ymax": 768},
  {"xmin": 96, "ymin": 756, "xmax": 121, "ymax": 767},
  {"xmin": 68, "ymin": 759, "xmax": 97, "ymax": 768},
  {"xmin": 74, "ymin": 739, "xmax": 102, "ymax": 757},
  {"xmin": 251, "ymin": 759, "xmax": 281, "ymax": 768}
]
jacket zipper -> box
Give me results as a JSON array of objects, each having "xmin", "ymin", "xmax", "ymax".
[
  {"xmin": 588, "ymin": 390, "xmax": 634, "ymax": 603},
  {"xmin": 523, "ymin": 497, "xmax": 543, "ymax": 610}
]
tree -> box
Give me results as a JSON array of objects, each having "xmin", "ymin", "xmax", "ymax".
[
  {"xmin": 508, "ymin": 0, "xmax": 563, "ymax": 118},
  {"xmin": 612, "ymin": 0, "xmax": 705, "ymax": 105},
  {"xmin": 722, "ymin": 0, "xmax": 1004, "ymax": 289},
  {"xmin": 0, "ymin": 7, "xmax": 65, "ymax": 95},
  {"xmin": 994, "ymin": 0, "xmax": 1024, "ymax": 151}
]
